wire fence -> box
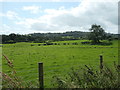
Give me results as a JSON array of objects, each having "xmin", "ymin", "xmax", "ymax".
[
  {"xmin": 5, "ymin": 60, "xmax": 100, "ymax": 80},
  {"xmin": 2, "ymin": 54, "xmax": 117, "ymax": 88},
  {"xmin": 3, "ymin": 61, "xmax": 85, "ymax": 87},
  {"xmin": 37, "ymin": 55, "xmax": 105, "ymax": 88}
]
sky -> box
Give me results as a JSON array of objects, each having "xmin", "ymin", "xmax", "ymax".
[{"xmin": 0, "ymin": 0, "xmax": 119, "ymax": 35}]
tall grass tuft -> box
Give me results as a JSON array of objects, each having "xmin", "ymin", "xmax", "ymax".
[
  {"xmin": 1, "ymin": 55, "xmax": 39, "ymax": 88},
  {"xmin": 52, "ymin": 62, "xmax": 120, "ymax": 88}
]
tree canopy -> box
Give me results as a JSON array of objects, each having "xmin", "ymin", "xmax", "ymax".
[{"xmin": 88, "ymin": 24, "xmax": 106, "ymax": 44}]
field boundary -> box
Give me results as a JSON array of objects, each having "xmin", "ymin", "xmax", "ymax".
[{"xmin": 38, "ymin": 55, "xmax": 104, "ymax": 88}]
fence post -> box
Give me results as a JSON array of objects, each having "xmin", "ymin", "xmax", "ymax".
[
  {"xmin": 99, "ymin": 55, "xmax": 103, "ymax": 72},
  {"xmin": 38, "ymin": 62, "xmax": 44, "ymax": 89}
]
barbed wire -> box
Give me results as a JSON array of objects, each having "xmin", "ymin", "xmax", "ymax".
[
  {"xmin": 16, "ymin": 68, "xmax": 37, "ymax": 73},
  {"xmin": 15, "ymin": 64, "xmax": 82, "ymax": 79},
  {"xmin": 44, "ymin": 64, "xmax": 71, "ymax": 68}
]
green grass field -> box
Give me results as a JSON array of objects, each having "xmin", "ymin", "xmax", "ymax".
[{"xmin": 2, "ymin": 40, "xmax": 118, "ymax": 88}]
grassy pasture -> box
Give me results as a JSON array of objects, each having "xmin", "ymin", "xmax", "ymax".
[{"xmin": 2, "ymin": 40, "xmax": 118, "ymax": 88}]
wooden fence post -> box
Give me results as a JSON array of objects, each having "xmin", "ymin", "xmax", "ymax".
[
  {"xmin": 99, "ymin": 55, "xmax": 103, "ymax": 72},
  {"xmin": 38, "ymin": 62, "xmax": 44, "ymax": 89}
]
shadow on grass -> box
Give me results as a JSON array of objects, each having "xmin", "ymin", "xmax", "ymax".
[{"xmin": 81, "ymin": 41, "xmax": 113, "ymax": 46}]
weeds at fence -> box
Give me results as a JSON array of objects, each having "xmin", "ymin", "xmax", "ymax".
[{"xmin": 52, "ymin": 62, "xmax": 120, "ymax": 88}]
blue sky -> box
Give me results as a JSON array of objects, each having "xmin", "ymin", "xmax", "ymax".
[
  {"xmin": 0, "ymin": 0, "xmax": 118, "ymax": 34},
  {"xmin": 2, "ymin": 2, "xmax": 79, "ymax": 19}
]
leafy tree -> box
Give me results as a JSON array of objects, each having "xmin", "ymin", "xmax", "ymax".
[
  {"xmin": 2, "ymin": 35, "xmax": 10, "ymax": 43},
  {"xmin": 107, "ymin": 35, "xmax": 113, "ymax": 42},
  {"xmin": 9, "ymin": 33, "xmax": 17, "ymax": 40},
  {"xmin": 88, "ymin": 24, "xmax": 106, "ymax": 44}
]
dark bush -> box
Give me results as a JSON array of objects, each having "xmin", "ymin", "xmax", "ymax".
[
  {"xmin": 46, "ymin": 42, "xmax": 53, "ymax": 45},
  {"xmin": 31, "ymin": 44, "xmax": 34, "ymax": 46},
  {"xmin": 63, "ymin": 43, "xmax": 66, "ymax": 45},
  {"xmin": 38, "ymin": 44, "xmax": 41, "ymax": 46},
  {"xmin": 81, "ymin": 41, "xmax": 90, "ymax": 44}
]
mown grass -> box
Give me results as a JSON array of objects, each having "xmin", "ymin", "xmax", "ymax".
[{"xmin": 2, "ymin": 40, "xmax": 118, "ymax": 88}]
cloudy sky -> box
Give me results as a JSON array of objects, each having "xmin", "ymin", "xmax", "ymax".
[{"xmin": 0, "ymin": 0, "xmax": 119, "ymax": 34}]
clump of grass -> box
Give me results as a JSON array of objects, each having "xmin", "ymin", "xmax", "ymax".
[
  {"xmin": 52, "ymin": 62, "xmax": 120, "ymax": 88},
  {"xmin": 1, "ymin": 54, "xmax": 39, "ymax": 88}
]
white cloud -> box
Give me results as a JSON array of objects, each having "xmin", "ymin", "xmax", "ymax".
[
  {"xmin": 0, "ymin": 13, "xmax": 4, "ymax": 17},
  {"xmin": 14, "ymin": 0, "xmax": 118, "ymax": 34},
  {"xmin": 6, "ymin": 11, "xmax": 19, "ymax": 20},
  {"xmin": 22, "ymin": 5, "xmax": 41, "ymax": 14},
  {"xmin": 0, "ymin": 11, "xmax": 21, "ymax": 20},
  {"xmin": 0, "ymin": 0, "xmax": 118, "ymax": 2},
  {"xmin": 0, "ymin": 0, "xmax": 83, "ymax": 2},
  {"xmin": 0, "ymin": 23, "xmax": 36, "ymax": 35},
  {"xmin": 0, "ymin": 24, "xmax": 11, "ymax": 35}
]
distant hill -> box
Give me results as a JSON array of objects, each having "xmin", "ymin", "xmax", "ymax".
[
  {"xmin": 1, "ymin": 31, "xmax": 119, "ymax": 44},
  {"xmin": 29, "ymin": 31, "xmax": 90, "ymax": 39},
  {"xmin": 29, "ymin": 31, "xmax": 119, "ymax": 40}
]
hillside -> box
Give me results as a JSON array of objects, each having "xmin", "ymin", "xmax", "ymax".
[{"xmin": 1, "ymin": 31, "xmax": 119, "ymax": 44}]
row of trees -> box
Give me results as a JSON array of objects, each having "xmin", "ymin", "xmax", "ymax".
[
  {"xmin": 1, "ymin": 24, "xmax": 118, "ymax": 44},
  {"xmin": 1, "ymin": 33, "xmax": 80, "ymax": 44}
]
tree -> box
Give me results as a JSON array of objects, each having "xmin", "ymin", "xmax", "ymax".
[
  {"xmin": 9, "ymin": 33, "xmax": 17, "ymax": 41},
  {"xmin": 88, "ymin": 24, "xmax": 106, "ymax": 44},
  {"xmin": 107, "ymin": 35, "xmax": 113, "ymax": 42}
]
